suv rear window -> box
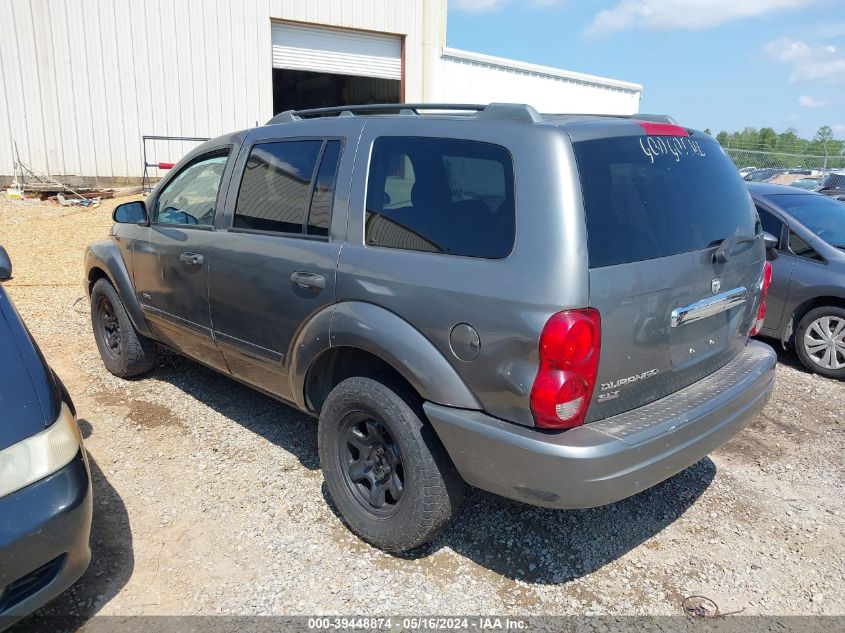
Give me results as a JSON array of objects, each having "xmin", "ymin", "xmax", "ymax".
[
  {"xmin": 365, "ymin": 137, "xmax": 515, "ymax": 258},
  {"xmin": 573, "ymin": 135, "xmax": 757, "ymax": 267}
]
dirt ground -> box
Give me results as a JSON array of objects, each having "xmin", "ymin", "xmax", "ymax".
[{"xmin": 1, "ymin": 195, "xmax": 843, "ymax": 624}]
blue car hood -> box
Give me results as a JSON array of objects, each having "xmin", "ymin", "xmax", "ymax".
[{"xmin": 0, "ymin": 286, "xmax": 60, "ymax": 450}]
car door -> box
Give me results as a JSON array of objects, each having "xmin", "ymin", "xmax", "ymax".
[
  {"xmin": 208, "ymin": 128, "xmax": 353, "ymax": 401},
  {"xmin": 756, "ymin": 204, "xmax": 793, "ymax": 332},
  {"xmin": 132, "ymin": 148, "xmax": 233, "ymax": 372}
]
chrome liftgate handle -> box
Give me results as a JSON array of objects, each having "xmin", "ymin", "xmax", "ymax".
[{"xmin": 670, "ymin": 287, "xmax": 748, "ymax": 328}]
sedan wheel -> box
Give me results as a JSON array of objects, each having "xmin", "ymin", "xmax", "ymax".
[
  {"xmin": 795, "ymin": 307, "xmax": 845, "ymax": 379},
  {"xmin": 803, "ymin": 315, "xmax": 845, "ymax": 370}
]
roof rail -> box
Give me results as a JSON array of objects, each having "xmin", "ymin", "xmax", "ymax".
[{"xmin": 265, "ymin": 103, "xmax": 542, "ymax": 125}]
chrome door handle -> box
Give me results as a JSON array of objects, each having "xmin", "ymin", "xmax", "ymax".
[
  {"xmin": 179, "ymin": 252, "xmax": 204, "ymax": 267},
  {"xmin": 290, "ymin": 271, "xmax": 326, "ymax": 290}
]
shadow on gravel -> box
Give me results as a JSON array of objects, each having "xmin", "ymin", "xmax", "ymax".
[
  {"xmin": 138, "ymin": 350, "xmax": 716, "ymax": 587},
  {"xmin": 144, "ymin": 350, "xmax": 320, "ymax": 470},
  {"xmin": 16, "ymin": 421, "xmax": 134, "ymax": 631},
  {"xmin": 388, "ymin": 457, "xmax": 717, "ymax": 585},
  {"xmin": 754, "ymin": 336, "xmax": 808, "ymax": 375}
]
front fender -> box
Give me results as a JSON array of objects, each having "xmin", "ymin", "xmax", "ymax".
[
  {"xmin": 84, "ymin": 240, "xmax": 153, "ymax": 338},
  {"xmin": 289, "ymin": 302, "xmax": 481, "ymax": 411}
]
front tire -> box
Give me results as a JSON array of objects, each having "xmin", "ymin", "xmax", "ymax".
[
  {"xmin": 90, "ymin": 278, "xmax": 157, "ymax": 378},
  {"xmin": 795, "ymin": 306, "xmax": 845, "ymax": 379},
  {"xmin": 318, "ymin": 377, "xmax": 464, "ymax": 552}
]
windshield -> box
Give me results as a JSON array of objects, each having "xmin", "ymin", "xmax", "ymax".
[
  {"xmin": 574, "ymin": 135, "xmax": 757, "ymax": 267},
  {"xmin": 768, "ymin": 193, "xmax": 845, "ymax": 248},
  {"xmin": 791, "ymin": 178, "xmax": 820, "ymax": 191},
  {"xmin": 820, "ymin": 173, "xmax": 845, "ymax": 191}
]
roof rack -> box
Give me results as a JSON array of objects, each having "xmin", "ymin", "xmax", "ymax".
[{"xmin": 266, "ymin": 103, "xmax": 543, "ymax": 125}]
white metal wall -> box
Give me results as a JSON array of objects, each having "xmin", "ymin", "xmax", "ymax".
[
  {"xmin": 435, "ymin": 48, "xmax": 642, "ymax": 116},
  {"xmin": 0, "ymin": 0, "xmax": 426, "ymax": 182}
]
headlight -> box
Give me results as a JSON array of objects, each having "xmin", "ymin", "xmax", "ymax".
[{"xmin": 0, "ymin": 403, "xmax": 81, "ymax": 499}]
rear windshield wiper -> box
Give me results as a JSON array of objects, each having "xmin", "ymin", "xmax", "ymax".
[{"xmin": 712, "ymin": 234, "xmax": 758, "ymax": 263}]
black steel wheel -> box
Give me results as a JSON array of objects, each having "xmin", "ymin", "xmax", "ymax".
[
  {"xmin": 318, "ymin": 376, "xmax": 464, "ymax": 552},
  {"xmin": 95, "ymin": 294, "xmax": 122, "ymax": 361},
  {"xmin": 90, "ymin": 278, "xmax": 157, "ymax": 377},
  {"xmin": 338, "ymin": 413, "xmax": 405, "ymax": 517}
]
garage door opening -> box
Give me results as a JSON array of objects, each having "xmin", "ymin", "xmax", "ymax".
[
  {"xmin": 271, "ymin": 21, "xmax": 403, "ymax": 115},
  {"xmin": 273, "ymin": 69, "xmax": 400, "ymax": 113}
]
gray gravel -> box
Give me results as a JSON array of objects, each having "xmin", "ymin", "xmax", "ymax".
[{"xmin": 2, "ymin": 196, "xmax": 843, "ymax": 622}]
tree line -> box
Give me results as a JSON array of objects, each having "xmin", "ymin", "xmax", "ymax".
[{"xmin": 704, "ymin": 125, "xmax": 845, "ymax": 157}]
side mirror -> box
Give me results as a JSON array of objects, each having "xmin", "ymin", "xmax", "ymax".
[
  {"xmin": 763, "ymin": 232, "xmax": 779, "ymax": 261},
  {"xmin": 113, "ymin": 201, "xmax": 147, "ymax": 224},
  {"xmin": 0, "ymin": 245, "xmax": 11, "ymax": 281}
]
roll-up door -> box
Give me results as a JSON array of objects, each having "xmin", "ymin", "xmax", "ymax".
[{"xmin": 271, "ymin": 22, "xmax": 402, "ymax": 81}]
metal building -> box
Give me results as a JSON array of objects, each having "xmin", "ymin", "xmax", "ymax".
[{"xmin": 0, "ymin": 0, "xmax": 642, "ymax": 185}]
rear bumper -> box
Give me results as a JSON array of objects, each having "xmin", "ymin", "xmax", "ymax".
[
  {"xmin": 0, "ymin": 449, "xmax": 92, "ymax": 630},
  {"xmin": 426, "ymin": 340, "xmax": 776, "ymax": 509}
]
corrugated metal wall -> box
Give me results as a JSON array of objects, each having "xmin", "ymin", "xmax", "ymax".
[
  {"xmin": 0, "ymin": 0, "xmax": 425, "ymax": 183},
  {"xmin": 435, "ymin": 48, "xmax": 642, "ymax": 116}
]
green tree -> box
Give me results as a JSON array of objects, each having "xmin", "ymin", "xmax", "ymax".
[
  {"xmin": 704, "ymin": 128, "xmax": 712, "ymax": 136},
  {"xmin": 759, "ymin": 127, "xmax": 777, "ymax": 149},
  {"xmin": 716, "ymin": 131, "xmax": 729, "ymax": 144},
  {"xmin": 815, "ymin": 125, "xmax": 834, "ymax": 143}
]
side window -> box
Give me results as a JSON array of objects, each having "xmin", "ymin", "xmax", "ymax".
[
  {"xmin": 788, "ymin": 230, "xmax": 824, "ymax": 261},
  {"xmin": 155, "ymin": 152, "xmax": 229, "ymax": 226},
  {"xmin": 234, "ymin": 140, "xmax": 322, "ymax": 234},
  {"xmin": 756, "ymin": 206, "xmax": 784, "ymax": 248},
  {"xmin": 365, "ymin": 137, "xmax": 515, "ymax": 259},
  {"xmin": 307, "ymin": 140, "xmax": 341, "ymax": 237}
]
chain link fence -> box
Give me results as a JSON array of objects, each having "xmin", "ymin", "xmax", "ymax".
[
  {"xmin": 719, "ymin": 138, "xmax": 845, "ymax": 189},
  {"xmin": 723, "ymin": 147, "xmax": 845, "ymax": 172}
]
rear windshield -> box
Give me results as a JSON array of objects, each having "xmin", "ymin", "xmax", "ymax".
[{"xmin": 573, "ymin": 135, "xmax": 757, "ymax": 267}]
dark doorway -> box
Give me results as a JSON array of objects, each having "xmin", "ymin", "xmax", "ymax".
[{"xmin": 273, "ymin": 69, "xmax": 401, "ymax": 114}]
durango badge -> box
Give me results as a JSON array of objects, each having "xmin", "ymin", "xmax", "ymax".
[{"xmin": 601, "ymin": 368, "xmax": 660, "ymax": 392}]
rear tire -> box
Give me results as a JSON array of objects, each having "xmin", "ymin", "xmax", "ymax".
[
  {"xmin": 90, "ymin": 278, "xmax": 157, "ymax": 378},
  {"xmin": 318, "ymin": 376, "xmax": 464, "ymax": 553},
  {"xmin": 795, "ymin": 306, "xmax": 845, "ymax": 379}
]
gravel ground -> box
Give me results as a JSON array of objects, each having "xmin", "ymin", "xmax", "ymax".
[{"xmin": 1, "ymin": 195, "xmax": 843, "ymax": 624}]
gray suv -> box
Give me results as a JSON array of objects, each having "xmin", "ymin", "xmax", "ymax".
[{"xmin": 85, "ymin": 104, "xmax": 776, "ymax": 552}]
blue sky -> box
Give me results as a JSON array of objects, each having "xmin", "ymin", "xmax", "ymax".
[{"xmin": 447, "ymin": 0, "xmax": 845, "ymax": 139}]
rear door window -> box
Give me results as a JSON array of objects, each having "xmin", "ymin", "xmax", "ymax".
[
  {"xmin": 233, "ymin": 139, "xmax": 342, "ymax": 237},
  {"xmin": 573, "ymin": 135, "xmax": 757, "ymax": 267},
  {"xmin": 307, "ymin": 140, "xmax": 341, "ymax": 237},
  {"xmin": 365, "ymin": 137, "xmax": 515, "ymax": 258},
  {"xmin": 234, "ymin": 140, "xmax": 322, "ymax": 234}
]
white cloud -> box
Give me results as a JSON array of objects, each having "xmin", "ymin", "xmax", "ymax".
[
  {"xmin": 799, "ymin": 95, "xmax": 827, "ymax": 108},
  {"xmin": 585, "ymin": 0, "xmax": 818, "ymax": 37},
  {"xmin": 765, "ymin": 38, "xmax": 845, "ymax": 84}
]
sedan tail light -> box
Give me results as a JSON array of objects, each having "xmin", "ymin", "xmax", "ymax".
[
  {"xmin": 750, "ymin": 261, "xmax": 773, "ymax": 336},
  {"xmin": 530, "ymin": 309, "xmax": 601, "ymax": 429}
]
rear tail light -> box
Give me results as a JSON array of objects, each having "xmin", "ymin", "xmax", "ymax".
[
  {"xmin": 750, "ymin": 261, "xmax": 773, "ymax": 336},
  {"xmin": 530, "ymin": 309, "xmax": 601, "ymax": 429}
]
